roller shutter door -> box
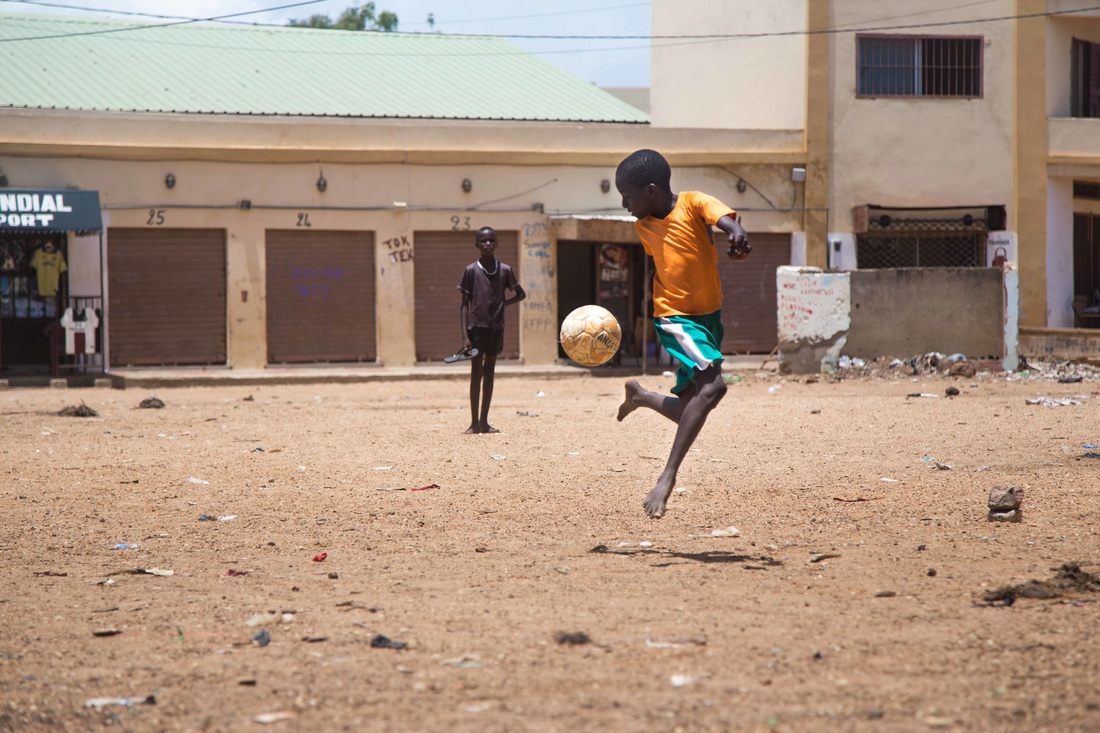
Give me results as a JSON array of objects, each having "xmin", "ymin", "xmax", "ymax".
[
  {"xmin": 265, "ymin": 230, "xmax": 376, "ymax": 363},
  {"xmin": 414, "ymin": 231, "xmax": 520, "ymax": 361},
  {"xmin": 107, "ymin": 228, "xmax": 226, "ymax": 366},
  {"xmin": 717, "ymin": 232, "xmax": 789, "ymax": 354}
]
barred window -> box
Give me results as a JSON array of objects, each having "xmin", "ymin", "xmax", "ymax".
[{"xmin": 858, "ymin": 36, "xmax": 983, "ymax": 98}]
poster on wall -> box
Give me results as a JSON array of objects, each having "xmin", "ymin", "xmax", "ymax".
[{"xmin": 598, "ymin": 243, "xmax": 630, "ymax": 332}]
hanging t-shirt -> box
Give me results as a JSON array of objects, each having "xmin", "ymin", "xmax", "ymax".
[{"xmin": 31, "ymin": 246, "xmax": 67, "ymax": 298}]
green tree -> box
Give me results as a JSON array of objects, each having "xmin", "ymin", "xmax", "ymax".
[{"xmin": 288, "ymin": 2, "xmax": 398, "ymax": 31}]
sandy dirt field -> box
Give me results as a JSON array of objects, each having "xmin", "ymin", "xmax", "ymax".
[{"xmin": 2, "ymin": 363, "xmax": 1100, "ymax": 732}]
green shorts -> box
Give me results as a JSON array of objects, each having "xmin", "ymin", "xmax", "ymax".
[{"xmin": 654, "ymin": 312, "xmax": 725, "ymax": 394}]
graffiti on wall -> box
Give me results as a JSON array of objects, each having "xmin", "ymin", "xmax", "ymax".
[{"xmin": 520, "ymin": 221, "xmax": 555, "ymax": 334}]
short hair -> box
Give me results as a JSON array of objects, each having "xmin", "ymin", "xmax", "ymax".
[{"xmin": 616, "ymin": 149, "xmax": 671, "ymax": 192}]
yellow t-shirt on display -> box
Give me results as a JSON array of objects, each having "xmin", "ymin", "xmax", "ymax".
[
  {"xmin": 31, "ymin": 247, "xmax": 67, "ymax": 298},
  {"xmin": 632, "ymin": 191, "xmax": 735, "ymax": 318}
]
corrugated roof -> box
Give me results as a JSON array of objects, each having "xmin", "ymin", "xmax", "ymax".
[{"xmin": 0, "ymin": 13, "xmax": 649, "ymax": 123}]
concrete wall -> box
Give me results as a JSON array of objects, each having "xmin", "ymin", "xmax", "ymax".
[
  {"xmin": 650, "ymin": 0, "xmax": 807, "ymax": 130},
  {"xmin": 845, "ymin": 268, "xmax": 1006, "ymax": 359}
]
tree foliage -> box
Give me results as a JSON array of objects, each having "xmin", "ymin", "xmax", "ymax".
[{"xmin": 287, "ymin": 3, "xmax": 398, "ymax": 31}]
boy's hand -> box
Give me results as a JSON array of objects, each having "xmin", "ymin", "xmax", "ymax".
[{"xmin": 727, "ymin": 221, "xmax": 751, "ymax": 260}]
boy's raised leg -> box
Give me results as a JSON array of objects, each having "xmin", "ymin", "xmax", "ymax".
[
  {"xmin": 617, "ymin": 379, "xmax": 683, "ymax": 423},
  {"xmin": 642, "ymin": 366, "xmax": 727, "ymax": 518}
]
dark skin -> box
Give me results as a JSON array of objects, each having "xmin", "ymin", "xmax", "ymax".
[
  {"xmin": 459, "ymin": 227, "xmax": 526, "ymax": 434},
  {"xmin": 614, "ymin": 173, "xmax": 750, "ymax": 518}
]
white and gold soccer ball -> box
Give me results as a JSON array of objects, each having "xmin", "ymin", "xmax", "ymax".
[{"xmin": 560, "ymin": 305, "xmax": 622, "ymax": 367}]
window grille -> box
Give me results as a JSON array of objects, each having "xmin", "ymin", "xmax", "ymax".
[
  {"xmin": 1072, "ymin": 38, "xmax": 1100, "ymax": 118},
  {"xmin": 858, "ymin": 36, "xmax": 982, "ymax": 98},
  {"xmin": 1074, "ymin": 213, "xmax": 1100, "ymax": 298}
]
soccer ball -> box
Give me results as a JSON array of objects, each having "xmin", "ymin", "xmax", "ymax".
[{"xmin": 560, "ymin": 305, "xmax": 622, "ymax": 367}]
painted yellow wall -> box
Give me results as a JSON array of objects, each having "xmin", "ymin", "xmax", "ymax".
[
  {"xmin": 827, "ymin": 0, "xmax": 1018, "ymax": 233},
  {"xmin": 650, "ymin": 0, "xmax": 808, "ymax": 130}
]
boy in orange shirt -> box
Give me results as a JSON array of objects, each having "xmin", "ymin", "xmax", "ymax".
[{"xmin": 614, "ymin": 149, "xmax": 750, "ymax": 518}]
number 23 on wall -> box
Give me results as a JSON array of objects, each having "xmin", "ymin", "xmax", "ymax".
[{"xmin": 451, "ymin": 215, "xmax": 470, "ymax": 231}]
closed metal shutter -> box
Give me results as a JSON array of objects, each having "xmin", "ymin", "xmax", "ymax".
[
  {"xmin": 414, "ymin": 231, "xmax": 520, "ymax": 361},
  {"xmin": 265, "ymin": 230, "xmax": 375, "ymax": 363},
  {"xmin": 717, "ymin": 232, "xmax": 789, "ymax": 354},
  {"xmin": 107, "ymin": 228, "xmax": 226, "ymax": 366}
]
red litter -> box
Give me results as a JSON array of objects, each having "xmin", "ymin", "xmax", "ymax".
[
  {"xmin": 312, "ymin": 553, "xmax": 327, "ymax": 562},
  {"xmin": 410, "ymin": 484, "xmax": 440, "ymax": 492}
]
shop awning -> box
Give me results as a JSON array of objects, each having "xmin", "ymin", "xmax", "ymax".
[{"xmin": 0, "ymin": 189, "xmax": 102, "ymax": 233}]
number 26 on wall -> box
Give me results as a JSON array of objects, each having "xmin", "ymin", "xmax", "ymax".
[{"xmin": 146, "ymin": 209, "xmax": 166, "ymax": 226}]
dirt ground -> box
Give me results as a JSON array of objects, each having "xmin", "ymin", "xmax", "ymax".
[{"xmin": 2, "ymin": 363, "xmax": 1100, "ymax": 732}]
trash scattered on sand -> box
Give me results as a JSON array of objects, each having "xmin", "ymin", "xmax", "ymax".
[
  {"xmin": 312, "ymin": 553, "xmax": 327, "ymax": 562},
  {"xmin": 254, "ymin": 711, "xmax": 296, "ymax": 724},
  {"xmin": 84, "ymin": 694, "xmax": 156, "ymax": 710},
  {"xmin": 137, "ymin": 397, "xmax": 165, "ymax": 409},
  {"xmin": 58, "ymin": 401, "xmax": 98, "ymax": 417},
  {"xmin": 187, "ymin": 477, "xmax": 210, "ymax": 485},
  {"xmin": 670, "ymin": 674, "xmax": 697, "ymax": 687},
  {"xmin": 1026, "ymin": 397, "xmax": 1080, "ymax": 407},
  {"xmin": 110, "ymin": 543, "xmax": 137, "ymax": 550},
  {"xmin": 370, "ymin": 634, "xmax": 407, "ymax": 649},
  {"xmin": 555, "ymin": 631, "xmax": 592, "ymax": 646},
  {"xmin": 645, "ymin": 637, "xmax": 707, "ymax": 649},
  {"xmin": 252, "ymin": 629, "xmax": 271, "ymax": 647},
  {"xmin": 711, "ymin": 527, "xmax": 740, "ymax": 538}
]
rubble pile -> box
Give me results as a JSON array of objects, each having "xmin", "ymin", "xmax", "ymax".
[{"xmin": 822, "ymin": 354, "xmax": 1100, "ymax": 383}]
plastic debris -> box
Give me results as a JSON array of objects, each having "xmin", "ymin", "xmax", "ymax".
[
  {"xmin": 110, "ymin": 543, "xmax": 138, "ymax": 550},
  {"xmin": 198, "ymin": 515, "xmax": 215, "ymax": 521},
  {"xmin": 187, "ymin": 477, "xmax": 210, "ymax": 485},
  {"xmin": 670, "ymin": 674, "xmax": 697, "ymax": 687},
  {"xmin": 254, "ymin": 712, "xmax": 296, "ymax": 724},
  {"xmin": 645, "ymin": 637, "xmax": 707, "ymax": 649},
  {"xmin": 217, "ymin": 515, "xmax": 238, "ymax": 522},
  {"xmin": 906, "ymin": 393, "xmax": 939, "ymax": 399},
  {"xmin": 226, "ymin": 569, "xmax": 251, "ymax": 577},
  {"xmin": 312, "ymin": 553, "xmax": 327, "ymax": 562},
  {"xmin": 1026, "ymin": 397, "xmax": 1080, "ymax": 407},
  {"xmin": 252, "ymin": 629, "xmax": 271, "ymax": 647},
  {"xmin": 84, "ymin": 694, "xmax": 156, "ymax": 710},
  {"xmin": 370, "ymin": 634, "xmax": 408, "ymax": 649},
  {"xmin": 711, "ymin": 527, "xmax": 740, "ymax": 538},
  {"xmin": 92, "ymin": 628, "xmax": 122, "ymax": 637}
]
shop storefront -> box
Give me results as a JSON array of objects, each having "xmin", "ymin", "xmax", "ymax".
[{"xmin": 0, "ymin": 189, "xmax": 103, "ymax": 378}]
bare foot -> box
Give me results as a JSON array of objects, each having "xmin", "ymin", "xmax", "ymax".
[
  {"xmin": 479, "ymin": 423, "xmax": 499, "ymax": 434},
  {"xmin": 617, "ymin": 379, "xmax": 643, "ymax": 422},
  {"xmin": 465, "ymin": 425, "xmax": 480, "ymax": 434},
  {"xmin": 642, "ymin": 479, "xmax": 674, "ymax": 519}
]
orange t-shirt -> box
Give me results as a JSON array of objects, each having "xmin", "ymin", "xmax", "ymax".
[{"xmin": 632, "ymin": 191, "xmax": 735, "ymax": 317}]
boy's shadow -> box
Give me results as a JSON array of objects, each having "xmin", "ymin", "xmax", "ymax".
[{"xmin": 590, "ymin": 545, "xmax": 782, "ymax": 568}]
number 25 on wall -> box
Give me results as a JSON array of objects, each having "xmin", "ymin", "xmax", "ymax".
[{"xmin": 146, "ymin": 209, "xmax": 166, "ymax": 226}]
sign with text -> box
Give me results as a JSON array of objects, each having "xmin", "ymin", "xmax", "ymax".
[{"xmin": 0, "ymin": 190, "xmax": 102, "ymax": 232}]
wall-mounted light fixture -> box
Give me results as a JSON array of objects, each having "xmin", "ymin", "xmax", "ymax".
[
  {"xmin": 0, "ymin": 169, "xmax": 8, "ymax": 188},
  {"xmin": 600, "ymin": 179, "xmax": 611, "ymax": 193},
  {"xmin": 736, "ymin": 178, "xmax": 747, "ymax": 194},
  {"xmin": 165, "ymin": 173, "xmax": 176, "ymax": 189},
  {"xmin": 239, "ymin": 199, "xmax": 252, "ymax": 210},
  {"xmin": 316, "ymin": 174, "xmax": 327, "ymax": 192},
  {"xmin": 462, "ymin": 178, "xmax": 472, "ymax": 193}
]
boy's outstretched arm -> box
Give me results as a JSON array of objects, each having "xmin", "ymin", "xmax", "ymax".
[
  {"xmin": 505, "ymin": 284, "xmax": 527, "ymax": 306},
  {"xmin": 717, "ymin": 215, "xmax": 750, "ymax": 260}
]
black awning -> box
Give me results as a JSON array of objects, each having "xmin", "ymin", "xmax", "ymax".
[{"xmin": 0, "ymin": 189, "xmax": 102, "ymax": 233}]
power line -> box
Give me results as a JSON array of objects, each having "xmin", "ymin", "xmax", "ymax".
[
  {"xmin": 1, "ymin": 2, "xmax": 1098, "ymax": 45},
  {"xmin": 0, "ymin": 0, "xmax": 330, "ymax": 42}
]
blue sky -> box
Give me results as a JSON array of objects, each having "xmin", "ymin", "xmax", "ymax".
[{"xmin": 0, "ymin": 0, "xmax": 653, "ymax": 87}]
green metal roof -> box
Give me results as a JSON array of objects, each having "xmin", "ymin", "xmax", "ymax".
[{"xmin": 0, "ymin": 13, "xmax": 649, "ymax": 123}]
